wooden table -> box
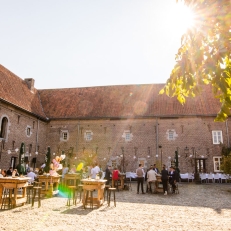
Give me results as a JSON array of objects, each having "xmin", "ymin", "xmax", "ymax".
[
  {"xmin": 81, "ymin": 179, "xmax": 107, "ymax": 208},
  {"xmin": 112, "ymin": 174, "xmax": 125, "ymax": 190},
  {"xmin": 63, "ymin": 173, "xmax": 81, "ymax": 186},
  {"xmin": 37, "ymin": 175, "xmax": 61, "ymax": 196},
  {"xmin": 0, "ymin": 177, "xmax": 31, "ymax": 208}
]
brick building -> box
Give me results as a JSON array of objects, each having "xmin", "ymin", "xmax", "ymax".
[{"xmin": 0, "ymin": 64, "xmax": 228, "ymax": 173}]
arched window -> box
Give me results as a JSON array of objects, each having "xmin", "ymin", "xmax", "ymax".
[{"xmin": 0, "ymin": 117, "xmax": 8, "ymax": 140}]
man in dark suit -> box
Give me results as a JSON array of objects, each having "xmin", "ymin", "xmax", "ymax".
[
  {"xmin": 161, "ymin": 165, "xmax": 168, "ymax": 195},
  {"xmin": 105, "ymin": 165, "xmax": 111, "ymax": 185},
  {"xmin": 153, "ymin": 164, "xmax": 159, "ymax": 173},
  {"xmin": 168, "ymin": 166, "xmax": 177, "ymax": 193}
]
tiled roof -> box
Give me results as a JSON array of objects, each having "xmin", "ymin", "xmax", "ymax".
[
  {"xmin": 0, "ymin": 64, "xmax": 221, "ymax": 119},
  {"xmin": 38, "ymin": 84, "xmax": 221, "ymax": 119},
  {"xmin": 0, "ymin": 64, "xmax": 47, "ymax": 119}
]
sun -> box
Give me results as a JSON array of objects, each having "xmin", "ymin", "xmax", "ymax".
[
  {"xmin": 164, "ymin": 2, "xmax": 195, "ymax": 36},
  {"xmin": 174, "ymin": 2, "xmax": 195, "ymax": 34}
]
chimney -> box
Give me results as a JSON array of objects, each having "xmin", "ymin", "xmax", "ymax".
[{"xmin": 24, "ymin": 78, "xmax": 35, "ymax": 92}]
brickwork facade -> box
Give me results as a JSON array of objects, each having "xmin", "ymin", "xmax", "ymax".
[
  {"xmin": 46, "ymin": 117, "xmax": 229, "ymax": 173},
  {"xmin": 0, "ymin": 102, "xmax": 48, "ymax": 170}
]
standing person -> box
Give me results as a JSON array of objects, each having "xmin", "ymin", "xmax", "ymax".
[
  {"xmin": 145, "ymin": 165, "xmax": 153, "ymax": 193},
  {"xmin": 147, "ymin": 167, "xmax": 158, "ymax": 193},
  {"xmin": 153, "ymin": 164, "xmax": 159, "ymax": 174},
  {"xmin": 105, "ymin": 165, "xmax": 111, "ymax": 185},
  {"xmin": 62, "ymin": 163, "xmax": 69, "ymax": 181},
  {"xmin": 91, "ymin": 163, "xmax": 100, "ymax": 179},
  {"xmin": 161, "ymin": 165, "xmax": 169, "ymax": 195},
  {"xmin": 136, "ymin": 164, "xmax": 145, "ymax": 194},
  {"xmin": 169, "ymin": 166, "xmax": 177, "ymax": 193}
]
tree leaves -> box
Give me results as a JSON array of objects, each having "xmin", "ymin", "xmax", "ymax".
[{"xmin": 162, "ymin": 0, "xmax": 231, "ymax": 121}]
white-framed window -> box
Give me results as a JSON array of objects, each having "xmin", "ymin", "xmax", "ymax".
[
  {"xmin": 212, "ymin": 131, "xmax": 223, "ymax": 144},
  {"xmin": 84, "ymin": 130, "xmax": 93, "ymax": 141},
  {"xmin": 166, "ymin": 129, "xmax": 177, "ymax": 141},
  {"xmin": 213, "ymin": 156, "xmax": 223, "ymax": 172},
  {"xmin": 168, "ymin": 130, "xmax": 174, "ymax": 140},
  {"xmin": 125, "ymin": 132, "xmax": 131, "ymax": 141},
  {"xmin": 86, "ymin": 132, "xmax": 92, "ymax": 141},
  {"xmin": 62, "ymin": 132, "xmax": 68, "ymax": 140},
  {"xmin": 60, "ymin": 130, "xmax": 69, "ymax": 142},
  {"xmin": 26, "ymin": 126, "xmax": 32, "ymax": 137},
  {"xmin": 122, "ymin": 130, "xmax": 133, "ymax": 142}
]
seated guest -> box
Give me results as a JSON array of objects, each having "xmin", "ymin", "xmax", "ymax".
[
  {"xmin": 112, "ymin": 167, "xmax": 120, "ymax": 189},
  {"xmin": 6, "ymin": 167, "xmax": 13, "ymax": 176},
  {"xmin": 12, "ymin": 169, "xmax": 19, "ymax": 177},
  {"xmin": 1, "ymin": 169, "xmax": 7, "ymax": 177},
  {"xmin": 38, "ymin": 168, "xmax": 44, "ymax": 175},
  {"xmin": 27, "ymin": 168, "xmax": 37, "ymax": 184}
]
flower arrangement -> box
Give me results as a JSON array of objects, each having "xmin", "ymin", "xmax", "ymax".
[{"xmin": 49, "ymin": 155, "xmax": 65, "ymax": 176}]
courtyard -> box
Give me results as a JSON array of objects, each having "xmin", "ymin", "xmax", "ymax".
[{"xmin": 0, "ymin": 183, "xmax": 231, "ymax": 231}]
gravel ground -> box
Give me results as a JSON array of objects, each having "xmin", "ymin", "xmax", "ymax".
[{"xmin": 1, "ymin": 183, "xmax": 231, "ymax": 231}]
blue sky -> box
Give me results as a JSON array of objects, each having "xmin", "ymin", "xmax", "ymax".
[{"xmin": 0, "ymin": 0, "xmax": 192, "ymax": 89}]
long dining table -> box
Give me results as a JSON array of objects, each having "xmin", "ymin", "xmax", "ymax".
[
  {"xmin": 0, "ymin": 176, "xmax": 31, "ymax": 208},
  {"xmin": 81, "ymin": 179, "xmax": 107, "ymax": 208}
]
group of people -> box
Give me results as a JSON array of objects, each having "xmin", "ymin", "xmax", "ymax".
[
  {"xmin": 136, "ymin": 164, "xmax": 180, "ymax": 195},
  {"xmin": 0, "ymin": 167, "xmax": 19, "ymax": 178}
]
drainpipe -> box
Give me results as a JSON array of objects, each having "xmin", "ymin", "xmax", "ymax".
[
  {"xmin": 36, "ymin": 118, "xmax": 39, "ymax": 153},
  {"xmin": 225, "ymin": 120, "xmax": 230, "ymax": 148},
  {"xmin": 156, "ymin": 117, "xmax": 159, "ymax": 162}
]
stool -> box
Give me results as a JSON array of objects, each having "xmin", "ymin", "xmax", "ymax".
[
  {"xmin": 67, "ymin": 186, "xmax": 77, "ymax": 206},
  {"xmin": 32, "ymin": 186, "xmax": 42, "ymax": 207},
  {"xmin": 113, "ymin": 180, "xmax": 121, "ymax": 192},
  {"xmin": 108, "ymin": 188, "xmax": 116, "ymax": 207},
  {"xmin": 104, "ymin": 185, "xmax": 111, "ymax": 202},
  {"xmin": 1, "ymin": 187, "xmax": 13, "ymax": 209},
  {"xmin": 74, "ymin": 184, "xmax": 83, "ymax": 204},
  {"xmin": 26, "ymin": 185, "xmax": 34, "ymax": 204},
  {"xmin": 84, "ymin": 190, "xmax": 94, "ymax": 209}
]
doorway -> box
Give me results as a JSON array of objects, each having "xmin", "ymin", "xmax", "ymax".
[
  {"xmin": 10, "ymin": 156, "xmax": 17, "ymax": 169},
  {"xmin": 196, "ymin": 159, "xmax": 206, "ymax": 173}
]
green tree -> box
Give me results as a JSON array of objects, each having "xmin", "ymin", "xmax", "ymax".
[
  {"xmin": 16, "ymin": 142, "xmax": 25, "ymax": 175},
  {"xmin": 221, "ymin": 145, "xmax": 231, "ymax": 174},
  {"xmin": 160, "ymin": 0, "xmax": 231, "ymax": 121},
  {"xmin": 44, "ymin": 146, "xmax": 51, "ymax": 173}
]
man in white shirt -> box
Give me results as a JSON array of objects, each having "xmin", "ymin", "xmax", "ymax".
[
  {"xmin": 147, "ymin": 168, "xmax": 158, "ymax": 193},
  {"xmin": 91, "ymin": 163, "xmax": 100, "ymax": 179},
  {"xmin": 27, "ymin": 168, "xmax": 37, "ymax": 184}
]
